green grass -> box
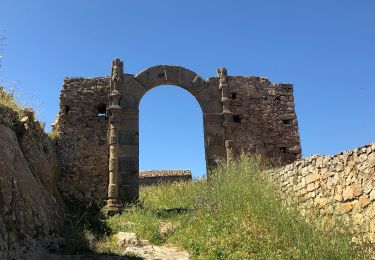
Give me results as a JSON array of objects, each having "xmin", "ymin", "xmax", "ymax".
[{"xmin": 93, "ymin": 156, "xmax": 369, "ymax": 259}]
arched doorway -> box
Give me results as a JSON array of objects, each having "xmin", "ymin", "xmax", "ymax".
[
  {"xmin": 106, "ymin": 60, "xmax": 226, "ymax": 210},
  {"xmin": 139, "ymin": 85, "xmax": 206, "ymax": 180}
]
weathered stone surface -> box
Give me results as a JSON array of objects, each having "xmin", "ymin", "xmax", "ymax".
[
  {"xmin": 359, "ymin": 195, "xmax": 371, "ymax": 208},
  {"xmin": 343, "ymin": 183, "xmax": 362, "ymax": 201},
  {"xmin": 115, "ymin": 232, "xmax": 138, "ymax": 247},
  {"xmin": 125, "ymin": 244, "xmax": 189, "ymax": 260},
  {"xmin": 229, "ymin": 76, "xmax": 301, "ymax": 164},
  {"xmin": 113, "ymin": 231, "xmax": 189, "ymax": 259},
  {"xmin": 139, "ymin": 170, "xmax": 192, "ymax": 186},
  {"xmin": 0, "ymin": 124, "xmax": 63, "ymax": 259},
  {"xmin": 54, "ymin": 61, "xmax": 301, "ymax": 203},
  {"xmin": 306, "ymin": 171, "xmax": 320, "ymax": 184},
  {"xmin": 342, "ymin": 202, "xmax": 353, "ymax": 213},
  {"xmin": 54, "ymin": 77, "xmax": 110, "ymax": 200},
  {"xmin": 267, "ymin": 142, "xmax": 375, "ymax": 245}
]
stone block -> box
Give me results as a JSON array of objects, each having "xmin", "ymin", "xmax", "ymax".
[
  {"xmin": 119, "ymin": 130, "xmax": 139, "ymax": 145},
  {"xmin": 358, "ymin": 195, "xmax": 371, "ymax": 208},
  {"xmin": 307, "ymin": 183, "xmax": 315, "ymax": 192},
  {"xmin": 119, "ymin": 145, "xmax": 139, "ymax": 158},
  {"xmin": 119, "ymin": 157, "xmax": 138, "ymax": 172},
  {"xmin": 341, "ymin": 202, "xmax": 353, "ymax": 213},
  {"xmin": 120, "ymin": 94, "xmax": 139, "ymax": 109},
  {"xmin": 135, "ymin": 65, "xmax": 167, "ymax": 89},
  {"xmin": 306, "ymin": 171, "xmax": 320, "ymax": 184},
  {"xmin": 202, "ymin": 99, "xmax": 222, "ymax": 114},
  {"xmin": 197, "ymin": 84, "xmax": 219, "ymax": 104}
]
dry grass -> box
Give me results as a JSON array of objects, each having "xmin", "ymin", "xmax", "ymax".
[{"xmin": 0, "ymin": 86, "xmax": 23, "ymax": 129}]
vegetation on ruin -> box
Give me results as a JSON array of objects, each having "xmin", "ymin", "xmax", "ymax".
[
  {"xmin": 0, "ymin": 87, "xmax": 24, "ymax": 130},
  {"xmin": 0, "ymin": 88, "xmax": 54, "ymax": 139},
  {"xmin": 0, "ymin": 87, "xmax": 21, "ymax": 111},
  {"xmin": 63, "ymin": 156, "xmax": 369, "ymax": 259}
]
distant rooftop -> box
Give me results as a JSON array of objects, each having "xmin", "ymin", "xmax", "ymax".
[{"xmin": 139, "ymin": 170, "xmax": 192, "ymax": 178}]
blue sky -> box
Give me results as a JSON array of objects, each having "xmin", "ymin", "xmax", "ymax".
[{"xmin": 1, "ymin": 0, "xmax": 374, "ymax": 178}]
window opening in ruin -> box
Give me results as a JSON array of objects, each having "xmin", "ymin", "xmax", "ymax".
[
  {"xmin": 233, "ymin": 115, "xmax": 241, "ymax": 123},
  {"xmin": 280, "ymin": 147, "xmax": 287, "ymax": 153},
  {"xmin": 231, "ymin": 92, "xmax": 237, "ymax": 99},
  {"xmin": 97, "ymin": 104, "xmax": 106, "ymax": 117},
  {"xmin": 64, "ymin": 106, "xmax": 70, "ymax": 114},
  {"xmin": 283, "ymin": 119, "xmax": 291, "ymax": 125},
  {"xmin": 139, "ymin": 85, "xmax": 206, "ymax": 179}
]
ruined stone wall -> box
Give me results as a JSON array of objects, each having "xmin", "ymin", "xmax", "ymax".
[
  {"xmin": 228, "ymin": 76, "xmax": 301, "ymax": 164},
  {"xmin": 139, "ymin": 170, "xmax": 192, "ymax": 186},
  {"xmin": 54, "ymin": 66, "xmax": 301, "ymax": 202},
  {"xmin": 268, "ymin": 143, "xmax": 375, "ymax": 244},
  {"xmin": 55, "ymin": 77, "xmax": 110, "ymax": 200}
]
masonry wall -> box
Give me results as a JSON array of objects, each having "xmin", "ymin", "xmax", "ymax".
[
  {"xmin": 228, "ymin": 76, "xmax": 301, "ymax": 163},
  {"xmin": 55, "ymin": 70, "xmax": 301, "ymax": 201},
  {"xmin": 268, "ymin": 143, "xmax": 375, "ymax": 244},
  {"xmin": 55, "ymin": 77, "xmax": 110, "ymax": 200},
  {"xmin": 139, "ymin": 170, "xmax": 192, "ymax": 186}
]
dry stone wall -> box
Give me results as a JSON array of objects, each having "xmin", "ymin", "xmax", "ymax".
[
  {"xmin": 139, "ymin": 170, "xmax": 192, "ymax": 186},
  {"xmin": 268, "ymin": 142, "xmax": 375, "ymax": 244}
]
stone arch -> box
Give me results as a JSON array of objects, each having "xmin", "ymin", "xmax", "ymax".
[
  {"xmin": 135, "ymin": 65, "xmax": 209, "ymax": 110},
  {"xmin": 119, "ymin": 65, "xmax": 222, "ymax": 114},
  {"xmin": 55, "ymin": 58, "xmax": 301, "ymax": 212},
  {"xmin": 106, "ymin": 63, "xmax": 226, "ymax": 208}
]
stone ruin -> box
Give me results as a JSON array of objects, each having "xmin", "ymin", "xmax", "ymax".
[
  {"xmin": 53, "ymin": 58, "xmax": 301, "ymax": 212},
  {"xmin": 139, "ymin": 170, "xmax": 192, "ymax": 186}
]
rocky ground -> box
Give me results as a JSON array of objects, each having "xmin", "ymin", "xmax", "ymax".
[
  {"xmin": 114, "ymin": 231, "xmax": 188, "ymax": 259},
  {"xmin": 42, "ymin": 231, "xmax": 189, "ymax": 259}
]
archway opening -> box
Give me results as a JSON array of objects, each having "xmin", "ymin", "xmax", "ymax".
[{"xmin": 139, "ymin": 85, "xmax": 206, "ymax": 180}]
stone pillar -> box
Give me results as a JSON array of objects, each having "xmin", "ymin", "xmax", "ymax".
[
  {"xmin": 104, "ymin": 58, "xmax": 124, "ymax": 214},
  {"xmin": 218, "ymin": 67, "xmax": 234, "ymax": 163},
  {"xmin": 204, "ymin": 112, "xmax": 226, "ymax": 172}
]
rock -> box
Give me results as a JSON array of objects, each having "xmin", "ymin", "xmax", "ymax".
[
  {"xmin": 115, "ymin": 232, "xmax": 139, "ymax": 247},
  {"xmin": 343, "ymin": 184, "xmax": 362, "ymax": 201},
  {"xmin": 359, "ymin": 195, "xmax": 371, "ymax": 208},
  {"xmin": 158, "ymin": 221, "xmax": 179, "ymax": 237},
  {"xmin": 368, "ymin": 152, "xmax": 375, "ymax": 167},
  {"xmin": 341, "ymin": 202, "xmax": 353, "ymax": 213},
  {"xmin": 0, "ymin": 124, "xmax": 63, "ymax": 259},
  {"xmin": 305, "ymin": 171, "xmax": 320, "ymax": 184},
  {"xmin": 114, "ymin": 231, "xmax": 189, "ymax": 259},
  {"xmin": 125, "ymin": 244, "xmax": 189, "ymax": 260}
]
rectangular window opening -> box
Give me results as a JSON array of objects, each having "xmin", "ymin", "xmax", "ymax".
[{"xmin": 233, "ymin": 115, "xmax": 241, "ymax": 123}]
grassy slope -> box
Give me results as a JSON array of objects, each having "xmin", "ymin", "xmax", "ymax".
[{"xmin": 93, "ymin": 157, "xmax": 367, "ymax": 259}]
